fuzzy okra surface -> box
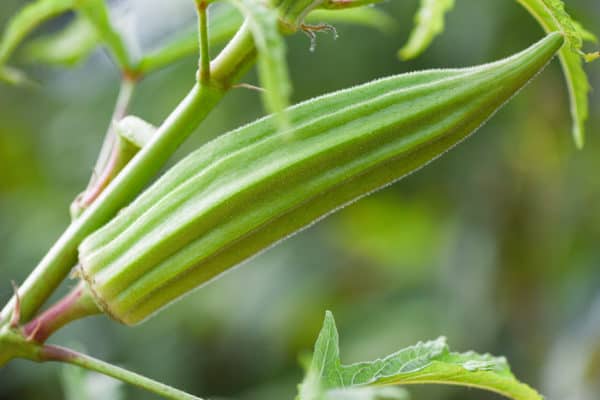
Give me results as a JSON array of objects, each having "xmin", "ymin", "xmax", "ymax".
[{"xmin": 78, "ymin": 33, "xmax": 563, "ymax": 325}]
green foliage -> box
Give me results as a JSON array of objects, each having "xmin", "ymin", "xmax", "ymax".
[
  {"xmin": 298, "ymin": 312, "xmax": 542, "ymax": 400},
  {"xmin": 74, "ymin": 0, "xmax": 133, "ymax": 70},
  {"xmin": 137, "ymin": 4, "xmax": 394, "ymax": 75},
  {"xmin": 0, "ymin": 0, "xmax": 594, "ymax": 398},
  {"xmin": 398, "ymin": 0, "xmax": 455, "ymax": 60},
  {"xmin": 0, "ymin": 0, "xmax": 74, "ymax": 66},
  {"xmin": 396, "ymin": 0, "xmax": 598, "ymax": 147},
  {"xmin": 230, "ymin": 0, "xmax": 292, "ymax": 127},
  {"xmin": 516, "ymin": 0, "xmax": 598, "ymax": 147},
  {"xmin": 0, "ymin": 0, "xmax": 131, "ymax": 76},
  {"xmin": 22, "ymin": 16, "xmax": 99, "ymax": 67}
]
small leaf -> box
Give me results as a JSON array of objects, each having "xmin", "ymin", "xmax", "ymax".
[
  {"xmin": 0, "ymin": 0, "xmax": 74, "ymax": 65},
  {"xmin": 22, "ymin": 16, "xmax": 99, "ymax": 67},
  {"xmin": 299, "ymin": 312, "xmax": 542, "ymax": 400},
  {"xmin": 572, "ymin": 21, "xmax": 597, "ymax": 44},
  {"xmin": 74, "ymin": 0, "xmax": 133, "ymax": 70},
  {"xmin": 230, "ymin": 0, "xmax": 292, "ymax": 127},
  {"xmin": 398, "ymin": 0, "xmax": 455, "ymax": 60},
  {"xmin": 516, "ymin": 0, "xmax": 599, "ymax": 147}
]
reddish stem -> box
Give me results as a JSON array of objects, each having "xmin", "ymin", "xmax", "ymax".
[{"xmin": 23, "ymin": 283, "xmax": 100, "ymax": 343}]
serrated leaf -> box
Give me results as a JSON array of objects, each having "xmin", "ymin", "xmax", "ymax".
[
  {"xmin": 516, "ymin": 0, "xmax": 599, "ymax": 147},
  {"xmin": 22, "ymin": 16, "xmax": 99, "ymax": 67},
  {"xmin": 230, "ymin": 0, "xmax": 292, "ymax": 127},
  {"xmin": 74, "ymin": 0, "xmax": 132, "ymax": 70},
  {"xmin": 398, "ymin": 0, "xmax": 455, "ymax": 60},
  {"xmin": 0, "ymin": 0, "xmax": 74, "ymax": 66},
  {"xmin": 298, "ymin": 312, "xmax": 542, "ymax": 400}
]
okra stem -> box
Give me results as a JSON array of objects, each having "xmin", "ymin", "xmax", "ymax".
[
  {"xmin": 196, "ymin": 0, "xmax": 211, "ymax": 84},
  {"xmin": 23, "ymin": 282, "xmax": 101, "ymax": 343},
  {"xmin": 0, "ymin": 23, "xmax": 257, "ymax": 326},
  {"xmin": 40, "ymin": 345, "xmax": 204, "ymax": 400}
]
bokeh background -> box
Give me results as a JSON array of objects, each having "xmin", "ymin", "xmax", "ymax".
[{"xmin": 1, "ymin": 0, "xmax": 599, "ymax": 399}]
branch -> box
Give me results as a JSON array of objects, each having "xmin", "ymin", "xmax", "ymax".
[
  {"xmin": 196, "ymin": 0, "xmax": 211, "ymax": 84},
  {"xmin": 0, "ymin": 23, "xmax": 257, "ymax": 325},
  {"xmin": 41, "ymin": 345, "xmax": 204, "ymax": 400}
]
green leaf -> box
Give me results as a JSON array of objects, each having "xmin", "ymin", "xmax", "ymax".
[
  {"xmin": 0, "ymin": 0, "xmax": 74, "ymax": 66},
  {"xmin": 572, "ymin": 21, "xmax": 597, "ymax": 44},
  {"xmin": 398, "ymin": 0, "xmax": 455, "ymax": 60},
  {"xmin": 230, "ymin": 0, "xmax": 292, "ymax": 127},
  {"xmin": 74, "ymin": 0, "xmax": 133, "ymax": 70},
  {"xmin": 21, "ymin": 16, "xmax": 99, "ymax": 67},
  {"xmin": 516, "ymin": 0, "xmax": 599, "ymax": 148},
  {"xmin": 299, "ymin": 312, "xmax": 542, "ymax": 400}
]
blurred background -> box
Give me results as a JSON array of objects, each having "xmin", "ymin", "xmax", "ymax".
[{"xmin": 0, "ymin": 0, "xmax": 599, "ymax": 399}]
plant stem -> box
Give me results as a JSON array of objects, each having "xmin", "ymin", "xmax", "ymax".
[
  {"xmin": 196, "ymin": 0, "xmax": 211, "ymax": 84},
  {"xmin": 83, "ymin": 78, "xmax": 137, "ymax": 205},
  {"xmin": 323, "ymin": 0, "xmax": 385, "ymax": 9},
  {"xmin": 40, "ymin": 345, "xmax": 204, "ymax": 400},
  {"xmin": 23, "ymin": 283, "xmax": 101, "ymax": 343},
  {"xmin": 0, "ymin": 23, "xmax": 257, "ymax": 326}
]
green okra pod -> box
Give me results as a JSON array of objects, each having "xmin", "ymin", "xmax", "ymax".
[{"xmin": 78, "ymin": 33, "xmax": 563, "ymax": 325}]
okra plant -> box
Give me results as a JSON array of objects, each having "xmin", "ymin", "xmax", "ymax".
[{"xmin": 0, "ymin": 0, "xmax": 597, "ymax": 399}]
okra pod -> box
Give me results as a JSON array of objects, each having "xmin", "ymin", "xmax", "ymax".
[{"xmin": 78, "ymin": 33, "xmax": 563, "ymax": 325}]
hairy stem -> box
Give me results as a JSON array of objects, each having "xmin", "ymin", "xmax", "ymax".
[{"xmin": 0, "ymin": 23, "xmax": 256, "ymax": 325}]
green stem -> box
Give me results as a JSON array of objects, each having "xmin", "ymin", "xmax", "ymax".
[
  {"xmin": 71, "ymin": 78, "xmax": 137, "ymax": 219},
  {"xmin": 40, "ymin": 345, "xmax": 203, "ymax": 400},
  {"xmin": 322, "ymin": 0, "xmax": 385, "ymax": 9},
  {"xmin": 0, "ymin": 23, "xmax": 257, "ymax": 326},
  {"xmin": 196, "ymin": 0, "xmax": 211, "ymax": 84},
  {"xmin": 88, "ymin": 78, "xmax": 137, "ymax": 195}
]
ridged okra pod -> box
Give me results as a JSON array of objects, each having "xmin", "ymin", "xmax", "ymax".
[{"xmin": 78, "ymin": 33, "xmax": 563, "ymax": 325}]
